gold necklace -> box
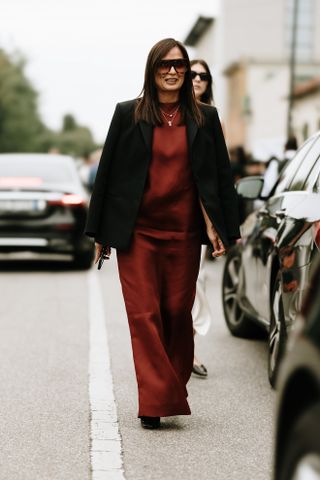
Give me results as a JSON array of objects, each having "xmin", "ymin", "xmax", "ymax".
[{"xmin": 159, "ymin": 105, "xmax": 180, "ymax": 127}]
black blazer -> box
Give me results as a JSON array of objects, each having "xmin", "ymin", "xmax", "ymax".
[{"xmin": 85, "ymin": 99, "xmax": 240, "ymax": 250}]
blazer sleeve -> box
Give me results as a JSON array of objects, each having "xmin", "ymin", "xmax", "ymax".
[
  {"xmin": 85, "ymin": 103, "xmax": 122, "ymax": 240},
  {"xmin": 212, "ymin": 108, "xmax": 241, "ymax": 242}
]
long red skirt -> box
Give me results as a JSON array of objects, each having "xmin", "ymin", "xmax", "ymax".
[{"xmin": 117, "ymin": 228, "xmax": 201, "ymax": 417}]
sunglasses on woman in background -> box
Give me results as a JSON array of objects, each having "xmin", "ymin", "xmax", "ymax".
[
  {"xmin": 157, "ymin": 59, "xmax": 188, "ymax": 74},
  {"xmin": 191, "ymin": 71, "xmax": 210, "ymax": 81}
]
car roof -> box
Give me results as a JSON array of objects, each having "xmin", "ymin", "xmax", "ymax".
[
  {"xmin": 0, "ymin": 153, "xmax": 85, "ymax": 194},
  {"xmin": 0, "ymin": 153, "xmax": 76, "ymax": 165}
]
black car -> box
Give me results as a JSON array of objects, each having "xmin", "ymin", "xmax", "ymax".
[
  {"xmin": 274, "ymin": 253, "xmax": 320, "ymax": 480},
  {"xmin": 222, "ymin": 131, "xmax": 320, "ymax": 386},
  {"xmin": 0, "ymin": 153, "xmax": 94, "ymax": 269}
]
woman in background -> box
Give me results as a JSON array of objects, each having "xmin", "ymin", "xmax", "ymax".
[{"xmin": 190, "ymin": 59, "xmax": 215, "ymax": 377}]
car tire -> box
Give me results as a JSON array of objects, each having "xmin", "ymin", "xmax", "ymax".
[
  {"xmin": 268, "ymin": 270, "xmax": 286, "ymax": 388},
  {"xmin": 222, "ymin": 245, "xmax": 263, "ymax": 338},
  {"xmin": 276, "ymin": 402, "xmax": 320, "ymax": 480},
  {"xmin": 73, "ymin": 250, "xmax": 94, "ymax": 270}
]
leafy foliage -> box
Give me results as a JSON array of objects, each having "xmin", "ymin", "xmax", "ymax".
[
  {"xmin": 0, "ymin": 48, "xmax": 98, "ymax": 156},
  {"xmin": 50, "ymin": 115, "xmax": 98, "ymax": 157},
  {"xmin": 0, "ymin": 49, "xmax": 45, "ymax": 152}
]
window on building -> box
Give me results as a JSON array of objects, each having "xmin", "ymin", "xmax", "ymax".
[
  {"xmin": 242, "ymin": 95, "xmax": 252, "ymax": 117},
  {"xmin": 302, "ymin": 122, "xmax": 309, "ymax": 140},
  {"xmin": 285, "ymin": 0, "xmax": 315, "ymax": 62}
]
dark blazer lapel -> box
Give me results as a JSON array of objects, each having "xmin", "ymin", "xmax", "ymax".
[
  {"xmin": 186, "ymin": 115, "xmax": 198, "ymax": 149},
  {"xmin": 138, "ymin": 121, "xmax": 153, "ymax": 153}
]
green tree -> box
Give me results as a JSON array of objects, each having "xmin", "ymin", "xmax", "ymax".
[
  {"xmin": 62, "ymin": 114, "xmax": 77, "ymax": 132},
  {"xmin": 51, "ymin": 117, "xmax": 98, "ymax": 157},
  {"xmin": 0, "ymin": 49, "xmax": 45, "ymax": 152},
  {"xmin": 0, "ymin": 47, "xmax": 98, "ymax": 157}
]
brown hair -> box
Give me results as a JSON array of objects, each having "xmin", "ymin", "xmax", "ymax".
[
  {"xmin": 134, "ymin": 38, "xmax": 203, "ymax": 126},
  {"xmin": 190, "ymin": 59, "xmax": 214, "ymax": 105}
]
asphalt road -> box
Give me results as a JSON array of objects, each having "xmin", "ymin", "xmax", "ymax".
[
  {"xmin": 0, "ymin": 258, "xmax": 90, "ymax": 480},
  {"xmin": 0, "ymin": 253, "xmax": 276, "ymax": 480}
]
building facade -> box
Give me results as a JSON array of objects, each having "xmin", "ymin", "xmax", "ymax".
[
  {"xmin": 292, "ymin": 77, "xmax": 320, "ymax": 144},
  {"xmin": 184, "ymin": 0, "xmax": 320, "ymax": 159}
]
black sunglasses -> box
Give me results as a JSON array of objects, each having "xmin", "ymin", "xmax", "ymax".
[
  {"xmin": 191, "ymin": 71, "xmax": 210, "ymax": 81},
  {"xmin": 157, "ymin": 58, "xmax": 188, "ymax": 74}
]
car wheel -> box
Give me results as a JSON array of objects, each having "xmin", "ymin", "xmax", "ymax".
[
  {"xmin": 222, "ymin": 245, "xmax": 262, "ymax": 338},
  {"xmin": 73, "ymin": 250, "xmax": 94, "ymax": 270},
  {"xmin": 268, "ymin": 270, "xmax": 286, "ymax": 388},
  {"xmin": 276, "ymin": 403, "xmax": 320, "ymax": 480}
]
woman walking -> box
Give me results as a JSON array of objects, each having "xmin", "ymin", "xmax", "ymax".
[
  {"xmin": 85, "ymin": 38, "xmax": 240, "ymax": 429},
  {"xmin": 190, "ymin": 58, "xmax": 216, "ymax": 377}
]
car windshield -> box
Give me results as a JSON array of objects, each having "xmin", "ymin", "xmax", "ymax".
[
  {"xmin": 272, "ymin": 136, "xmax": 315, "ymax": 195},
  {"xmin": 316, "ymin": 172, "xmax": 320, "ymax": 193},
  {"xmin": 0, "ymin": 156, "xmax": 76, "ymax": 186}
]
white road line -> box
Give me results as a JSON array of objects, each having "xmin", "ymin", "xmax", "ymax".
[{"xmin": 88, "ymin": 270, "xmax": 125, "ymax": 480}]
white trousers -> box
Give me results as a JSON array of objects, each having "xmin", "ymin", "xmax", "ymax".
[{"xmin": 192, "ymin": 245, "xmax": 212, "ymax": 336}]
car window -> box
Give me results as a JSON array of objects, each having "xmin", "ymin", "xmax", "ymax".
[
  {"xmin": 316, "ymin": 172, "xmax": 320, "ymax": 193},
  {"xmin": 273, "ymin": 137, "xmax": 315, "ymax": 195},
  {"xmin": 288, "ymin": 138, "xmax": 320, "ymax": 191},
  {"xmin": 0, "ymin": 156, "xmax": 76, "ymax": 184},
  {"xmin": 305, "ymin": 156, "xmax": 320, "ymax": 193}
]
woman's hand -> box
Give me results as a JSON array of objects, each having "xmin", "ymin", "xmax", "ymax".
[
  {"xmin": 94, "ymin": 243, "xmax": 111, "ymax": 264},
  {"xmin": 199, "ymin": 198, "xmax": 227, "ymax": 257},
  {"xmin": 207, "ymin": 226, "xmax": 226, "ymax": 258}
]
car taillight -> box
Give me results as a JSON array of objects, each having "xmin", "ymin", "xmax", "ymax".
[
  {"xmin": 48, "ymin": 194, "xmax": 85, "ymax": 206},
  {"xmin": 313, "ymin": 221, "xmax": 320, "ymax": 251},
  {"xmin": 61, "ymin": 194, "xmax": 85, "ymax": 205}
]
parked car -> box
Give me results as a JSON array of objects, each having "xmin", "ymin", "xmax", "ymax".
[
  {"xmin": 273, "ymin": 253, "xmax": 320, "ymax": 480},
  {"xmin": 222, "ymin": 131, "xmax": 320, "ymax": 386},
  {"xmin": 0, "ymin": 153, "xmax": 94, "ymax": 269}
]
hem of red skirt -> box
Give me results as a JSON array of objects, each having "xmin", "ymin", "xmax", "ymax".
[{"xmin": 138, "ymin": 402, "xmax": 191, "ymax": 418}]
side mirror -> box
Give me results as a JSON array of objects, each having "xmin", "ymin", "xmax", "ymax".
[{"xmin": 236, "ymin": 176, "xmax": 264, "ymax": 200}]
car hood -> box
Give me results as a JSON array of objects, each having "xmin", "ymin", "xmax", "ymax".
[{"xmin": 284, "ymin": 192, "xmax": 320, "ymax": 223}]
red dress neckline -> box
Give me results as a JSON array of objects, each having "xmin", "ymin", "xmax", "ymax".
[{"xmin": 159, "ymin": 101, "xmax": 180, "ymax": 114}]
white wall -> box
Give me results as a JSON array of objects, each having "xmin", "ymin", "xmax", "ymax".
[
  {"xmin": 221, "ymin": 0, "xmax": 320, "ymax": 67},
  {"xmin": 315, "ymin": 0, "xmax": 320, "ymax": 60},
  {"xmin": 221, "ymin": 0, "xmax": 286, "ymax": 67},
  {"xmin": 246, "ymin": 63, "xmax": 289, "ymax": 159}
]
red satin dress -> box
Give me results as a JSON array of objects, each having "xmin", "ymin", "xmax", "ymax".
[{"xmin": 117, "ymin": 105, "xmax": 202, "ymax": 417}]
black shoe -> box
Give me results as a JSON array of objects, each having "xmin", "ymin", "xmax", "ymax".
[
  {"xmin": 192, "ymin": 363, "xmax": 208, "ymax": 377},
  {"xmin": 140, "ymin": 416, "xmax": 160, "ymax": 429}
]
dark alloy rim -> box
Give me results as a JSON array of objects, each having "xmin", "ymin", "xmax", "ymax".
[
  {"xmin": 223, "ymin": 254, "xmax": 245, "ymax": 327},
  {"xmin": 269, "ymin": 276, "xmax": 283, "ymax": 376}
]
